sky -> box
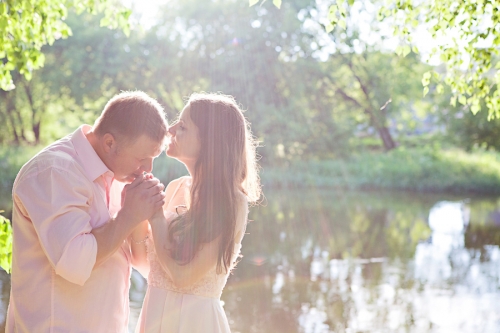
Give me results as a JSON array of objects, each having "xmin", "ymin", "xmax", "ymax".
[{"xmin": 121, "ymin": 0, "xmax": 171, "ymax": 28}]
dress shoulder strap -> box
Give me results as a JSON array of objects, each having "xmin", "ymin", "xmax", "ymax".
[{"xmin": 168, "ymin": 176, "xmax": 189, "ymax": 207}]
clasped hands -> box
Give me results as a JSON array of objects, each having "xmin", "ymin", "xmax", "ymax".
[{"xmin": 120, "ymin": 173, "xmax": 166, "ymax": 224}]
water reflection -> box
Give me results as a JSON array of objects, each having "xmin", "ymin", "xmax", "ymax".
[
  {"xmin": 222, "ymin": 190, "xmax": 500, "ymax": 333},
  {"xmin": 1, "ymin": 189, "xmax": 500, "ymax": 332},
  {"xmin": 412, "ymin": 201, "xmax": 500, "ymax": 332}
]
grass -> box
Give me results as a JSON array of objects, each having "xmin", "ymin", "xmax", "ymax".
[{"xmin": 260, "ymin": 147, "xmax": 500, "ymax": 194}]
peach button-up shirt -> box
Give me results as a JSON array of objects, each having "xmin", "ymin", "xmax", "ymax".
[{"xmin": 6, "ymin": 125, "xmax": 131, "ymax": 333}]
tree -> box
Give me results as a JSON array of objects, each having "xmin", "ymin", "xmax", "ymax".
[
  {"xmin": 151, "ymin": 0, "xmax": 350, "ymax": 160},
  {"xmin": 327, "ymin": 0, "xmax": 500, "ymax": 118},
  {"xmin": 257, "ymin": 0, "xmax": 500, "ymax": 118},
  {"xmin": 286, "ymin": 0, "xmax": 433, "ymax": 151},
  {"xmin": 317, "ymin": 52, "xmax": 429, "ymax": 151},
  {"xmin": 0, "ymin": 0, "xmax": 438, "ymax": 155},
  {"xmin": 0, "ymin": 0, "xmax": 131, "ymax": 91}
]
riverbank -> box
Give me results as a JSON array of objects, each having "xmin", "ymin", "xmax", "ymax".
[
  {"xmin": 261, "ymin": 147, "xmax": 500, "ymax": 195},
  {"xmin": 1, "ymin": 146, "xmax": 500, "ymax": 197}
]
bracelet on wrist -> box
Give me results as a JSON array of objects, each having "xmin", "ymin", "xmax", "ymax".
[{"xmin": 132, "ymin": 235, "xmax": 149, "ymax": 245}]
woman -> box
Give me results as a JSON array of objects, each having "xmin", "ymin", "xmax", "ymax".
[{"xmin": 132, "ymin": 92, "xmax": 261, "ymax": 333}]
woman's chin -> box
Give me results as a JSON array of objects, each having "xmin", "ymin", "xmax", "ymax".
[
  {"xmin": 165, "ymin": 149, "xmax": 176, "ymax": 158},
  {"xmin": 165, "ymin": 152, "xmax": 186, "ymax": 165}
]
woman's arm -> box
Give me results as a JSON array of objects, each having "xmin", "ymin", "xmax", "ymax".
[
  {"xmin": 129, "ymin": 176, "xmax": 186, "ymax": 278},
  {"xmin": 149, "ymin": 192, "xmax": 249, "ymax": 288},
  {"xmin": 129, "ymin": 221, "xmax": 150, "ymax": 278},
  {"xmin": 149, "ymin": 210, "xmax": 220, "ymax": 288}
]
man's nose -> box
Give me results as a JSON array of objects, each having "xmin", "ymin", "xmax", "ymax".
[{"xmin": 141, "ymin": 159, "xmax": 154, "ymax": 173}]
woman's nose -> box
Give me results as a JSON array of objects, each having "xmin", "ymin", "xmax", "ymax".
[{"xmin": 168, "ymin": 126, "xmax": 176, "ymax": 136}]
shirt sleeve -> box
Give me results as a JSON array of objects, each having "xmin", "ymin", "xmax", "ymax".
[{"xmin": 14, "ymin": 165, "xmax": 98, "ymax": 286}]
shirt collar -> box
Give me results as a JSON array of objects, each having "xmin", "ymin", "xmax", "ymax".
[{"xmin": 71, "ymin": 125, "xmax": 114, "ymax": 182}]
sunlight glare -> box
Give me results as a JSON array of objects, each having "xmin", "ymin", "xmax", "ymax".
[{"xmin": 122, "ymin": 0, "xmax": 171, "ymax": 28}]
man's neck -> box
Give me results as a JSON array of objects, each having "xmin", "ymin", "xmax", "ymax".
[{"xmin": 85, "ymin": 130, "xmax": 107, "ymax": 165}]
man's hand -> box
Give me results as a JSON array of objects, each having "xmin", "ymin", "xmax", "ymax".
[
  {"xmin": 120, "ymin": 174, "xmax": 166, "ymax": 225},
  {"xmin": 92, "ymin": 174, "xmax": 165, "ymax": 268}
]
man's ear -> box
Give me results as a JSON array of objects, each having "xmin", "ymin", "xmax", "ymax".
[{"xmin": 102, "ymin": 133, "xmax": 117, "ymax": 153}]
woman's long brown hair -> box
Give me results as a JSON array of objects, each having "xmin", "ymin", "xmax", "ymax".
[{"xmin": 168, "ymin": 93, "xmax": 261, "ymax": 274}]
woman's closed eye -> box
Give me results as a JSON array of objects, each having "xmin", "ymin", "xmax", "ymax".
[{"xmin": 168, "ymin": 120, "xmax": 179, "ymax": 129}]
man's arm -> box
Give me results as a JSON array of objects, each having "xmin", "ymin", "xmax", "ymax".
[
  {"xmin": 15, "ymin": 167, "xmax": 164, "ymax": 285},
  {"xmin": 92, "ymin": 174, "xmax": 165, "ymax": 268}
]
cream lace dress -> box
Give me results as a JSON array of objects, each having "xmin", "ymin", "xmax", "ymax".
[{"xmin": 135, "ymin": 177, "xmax": 248, "ymax": 333}]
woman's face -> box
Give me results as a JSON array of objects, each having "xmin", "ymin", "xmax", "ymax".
[{"xmin": 166, "ymin": 105, "xmax": 201, "ymax": 166}]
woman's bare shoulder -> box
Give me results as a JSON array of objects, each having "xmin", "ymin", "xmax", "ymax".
[
  {"xmin": 165, "ymin": 176, "xmax": 191, "ymax": 190},
  {"xmin": 235, "ymin": 190, "xmax": 249, "ymax": 222}
]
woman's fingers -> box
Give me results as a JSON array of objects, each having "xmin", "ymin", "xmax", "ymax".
[{"xmin": 151, "ymin": 190, "xmax": 166, "ymax": 207}]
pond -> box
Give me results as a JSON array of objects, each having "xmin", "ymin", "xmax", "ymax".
[{"xmin": 1, "ymin": 188, "xmax": 500, "ymax": 332}]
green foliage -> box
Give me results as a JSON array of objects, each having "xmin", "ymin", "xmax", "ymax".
[
  {"xmin": 250, "ymin": 0, "xmax": 282, "ymax": 8},
  {"xmin": 0, "ymin": 0, "xmax": 131, "ymax": 91},
  {"xmin": 442, "ymin": 103, "xmax": 500, "ymax": 151},
  {"xmin": 0, "ymin": 211, "xmax": 12, "ymax": 274},
  {"xmin": 0, "ymin": 0, "xmax": 496, "ymax": 170},
  {"xmin": 0, "ymin": 0, "xmax": 443, "ymax": 156},
  {"xmin": 0, "ymin": 145, "xmax": 41, "ymax": 191},
  {"xmin": 327, "ymin": 0, "xmax": 500, "ymax": 119}
]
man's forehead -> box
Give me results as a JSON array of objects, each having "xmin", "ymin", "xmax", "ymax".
[
  {"xmin": 130, "ymin": 135, "xmax": 165, "ymax": 155},
  {"xmin": 148, "ymin": 141, "xmax": 165, "ymax": 157}
]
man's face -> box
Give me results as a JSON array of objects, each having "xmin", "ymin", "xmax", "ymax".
[{"xmin": 106, "ymin": 135, "xmax": 164, "ymax": 183}]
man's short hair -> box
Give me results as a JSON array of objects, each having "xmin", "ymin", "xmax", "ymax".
[{"xmin": 93, "ymin": 91, "xmax": 168, "ymax": 145}]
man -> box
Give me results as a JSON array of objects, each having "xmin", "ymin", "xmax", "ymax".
[{"xmin": 6, "ymin": 91, "xmax": 168, "ymax": 332}]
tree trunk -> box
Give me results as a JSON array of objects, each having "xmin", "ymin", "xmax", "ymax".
[
  {"xmin": 376, "ymin": 126, "xmax": 396, "ymax": 151},
  {"xmin": 33, "ymin": 121, "xmax": 41, "ymax": 144},
  {"xmin": 2, "ymin": 92, "xmax": 21, "ymax": 144},
  {"xmin": 22, "ymin": 81, "xmax": 41, "ymax": 144},
  {"xmin": 7, "ymin": 111, "xmax": 20, "ymax": 144}
]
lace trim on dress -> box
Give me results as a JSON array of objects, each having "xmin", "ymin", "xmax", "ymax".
[{"xmin": 146, "ymin": 235, "xmax": 241, "ymax": 299}]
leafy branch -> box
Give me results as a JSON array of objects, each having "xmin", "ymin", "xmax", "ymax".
[
  {"xmin": 0, "ymin": 211, "xmax": 12, "ymax": 274},
  {"xmin": 0, "ymin": 0, "xmax": 131, "ymax": 91},
  {"xmin": 249, "ymin": 0, "xmax": 282, "ymax": 9},
  {"xmin": 327, "ymin": 0, "xmax": 500, "ymax": 119}
]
